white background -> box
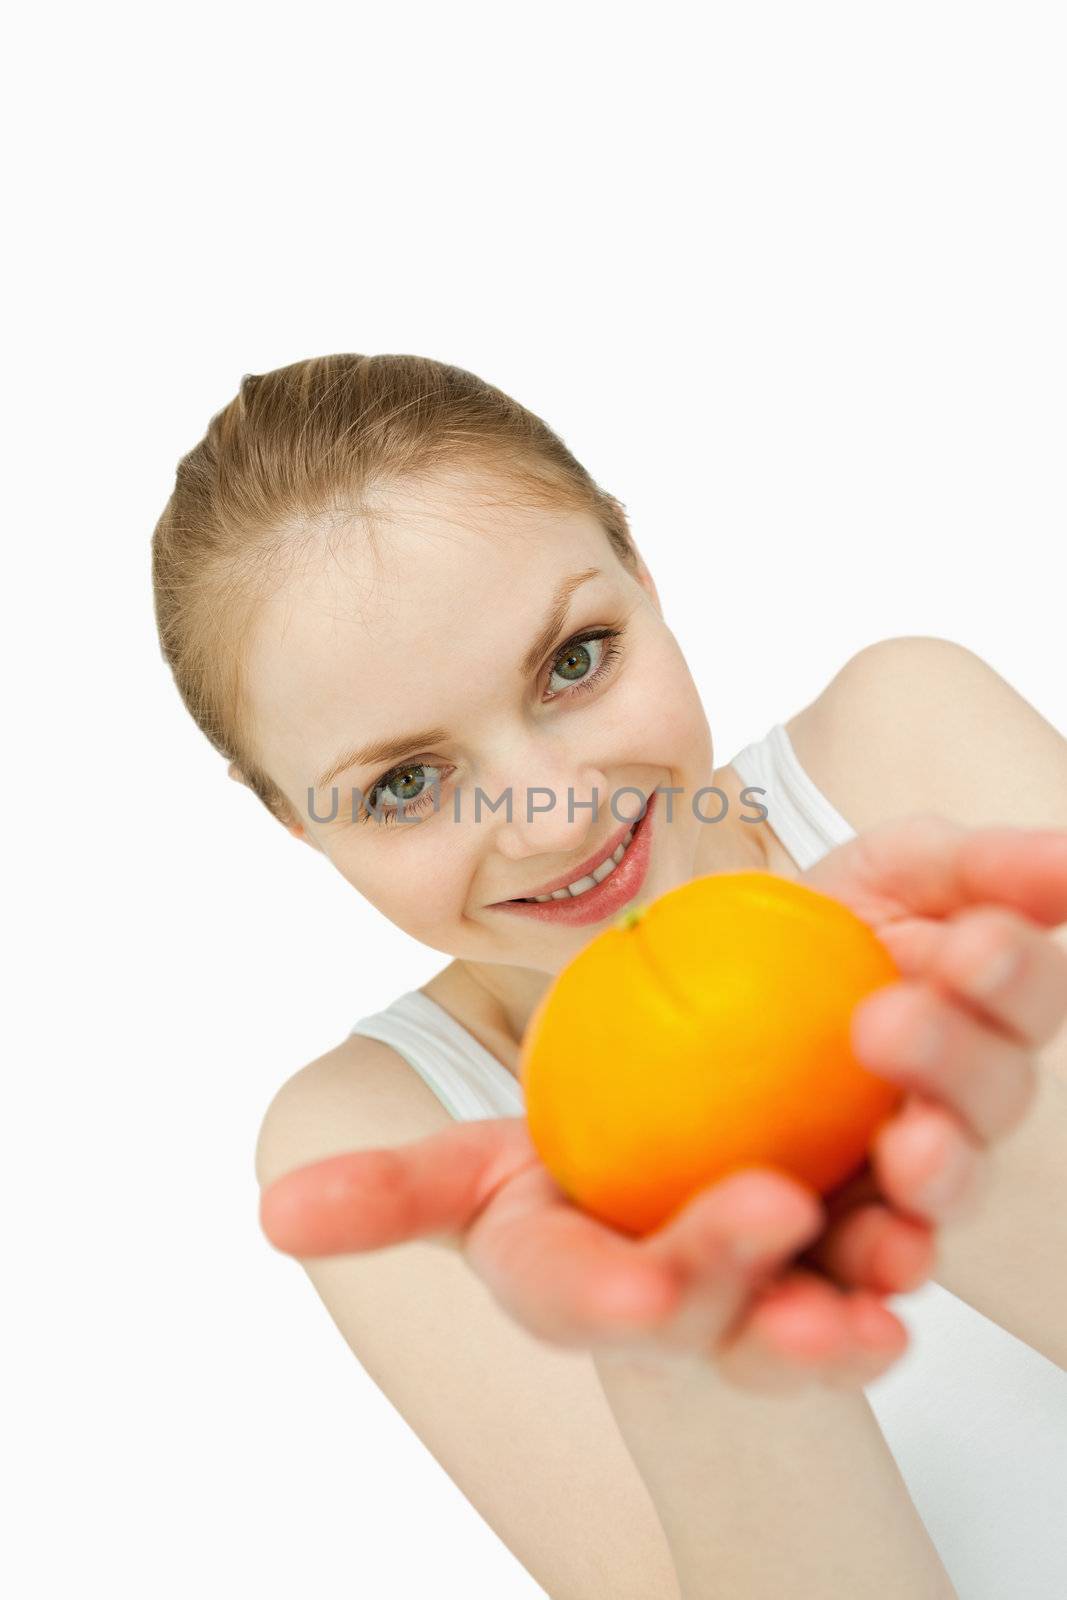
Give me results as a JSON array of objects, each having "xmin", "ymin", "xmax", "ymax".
[{"xmin": 6, "ymin": 3, "xmax": 1066, "ymax": 1596}]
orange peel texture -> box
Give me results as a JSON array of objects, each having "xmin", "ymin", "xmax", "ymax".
[{"xmin": 520, "ymin": 871, "xmax": 905, "ymax": 1237}]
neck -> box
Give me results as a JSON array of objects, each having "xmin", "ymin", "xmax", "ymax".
[{"xmin": 450, "ymin": 961, "xmax": 554, "ymax": 1054}]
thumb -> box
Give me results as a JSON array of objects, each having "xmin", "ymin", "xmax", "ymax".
[
  {"xmin": 631, "ymin": 1168, "xmax": 826, "ymax": 1354},
  {"xmin": 258, "ymin": 1116, "xmax": 538, "ymax": 1258}
]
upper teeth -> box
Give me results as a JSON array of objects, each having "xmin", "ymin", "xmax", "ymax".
[{"xmin": 527, "ymin": 828, "xmax": 635, "ymax": 901}]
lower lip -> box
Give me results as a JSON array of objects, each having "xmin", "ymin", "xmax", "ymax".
[{"xmin": 487, "ymin": 791, "xmax": 657, "ymax": 927}]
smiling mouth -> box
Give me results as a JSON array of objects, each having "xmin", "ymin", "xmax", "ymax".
[{"xmin": 505, "ymin": 806, "xmax": 648, "ymax": 903}]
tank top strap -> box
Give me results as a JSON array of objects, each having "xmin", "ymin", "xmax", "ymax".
[
  {"xmin": 349, "ymin": 989, "xmax": 525, "ymax": 1122},
  {"xmin": 729, "ymin": 721, "xmax": 857, "ymax": 872}
]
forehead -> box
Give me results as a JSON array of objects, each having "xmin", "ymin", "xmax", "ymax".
[{"xmin": 243, "ymin": 472, "xmax": 616, "ymax": 783}]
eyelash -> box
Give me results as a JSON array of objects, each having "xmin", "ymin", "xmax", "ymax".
[{"xmin": 357, "ymin": 625, "xmax": 627, "ymax": 828}]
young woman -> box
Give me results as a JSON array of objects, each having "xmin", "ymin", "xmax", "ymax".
[{"xmin": 152, "ymin": 353, "xmax": 1067, "ymax": 1599}]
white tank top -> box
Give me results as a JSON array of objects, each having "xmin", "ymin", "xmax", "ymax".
[{"xmin": 349, "ymin": 721, "xmax": 1067, "ymax": 1599}]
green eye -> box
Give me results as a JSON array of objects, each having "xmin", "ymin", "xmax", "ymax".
[
  {"xmin": 384, "ymin": 766, "xmax": 425, "ymax": 801},
  {"xmin": 360, "ymin": 764, "xmax": 442, "ymax": 827},
  {"xmin": 553, "ymin": 641, "xmax": 593, "ymax": 682},
  {"xmin": 545, "ymin": 628, "xmax": 624, "ymax": 698}
]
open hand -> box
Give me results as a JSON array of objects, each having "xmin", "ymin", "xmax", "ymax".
[
  {"xmin": 258, "ymin": 815, "xmax": 1067, "ymax": 1394},
  {"xmin": 259, "ymin": 1108, "xmax": 905, "ymax": 1393},
  {"xmin": 794, "ymin": 813, "xmax": 1067, "ymax": 1298}
]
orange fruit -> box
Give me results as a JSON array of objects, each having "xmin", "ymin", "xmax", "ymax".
[{"xmin": 519, "ymin": 871, "xmax": 905, "ymax": 1237}]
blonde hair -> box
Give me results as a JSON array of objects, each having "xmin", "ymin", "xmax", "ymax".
[{"xmin": 151, "ymin": 353, "xmax": 639, "ymax": 828}]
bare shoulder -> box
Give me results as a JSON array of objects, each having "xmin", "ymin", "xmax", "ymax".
[
  {"xmin": 783, "ymin": 633, "xmax": 1018, "ymax": 834},
  {"xmin": 786, "ymin": 634, "xmax": 980, "ymax": 745},
  {"xmin": 254, "ymin": 1029, "xmax": 455, "ymax": 1188}
]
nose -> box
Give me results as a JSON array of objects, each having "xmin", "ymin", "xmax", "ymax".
[{"xmin": 488, "ymin": 757, "xmax": 611, "ymax": 862}]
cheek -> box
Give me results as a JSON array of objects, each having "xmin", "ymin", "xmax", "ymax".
[
  {"xmin": 609, "ymin": 642, "xmax": 709, "ymax": 760},
  {"xmin": 336, "ymin": 841, "xmax": 467, "ymax": 935}
]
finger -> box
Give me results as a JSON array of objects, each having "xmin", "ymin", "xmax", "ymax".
[
  {"xmin": 851, "ymin": 978, "xmax": 1038, "ymax": 1145},
  {"xmin": 820, "ymin": 1292, "xmax": 912, "ymax": 1389},
  {"xmin": 632, "ymin": 1168, "xmax": 826, "ymax": 1356},
  {"xmin": 798, "ymin": 1196, "xmax": 937, "ymax": 1293},
  {"xmin": 869, "ymin": 1092, "xmax": 987, "ymax": 1224},
  {"xmin": 929, "ymin": 906, "xmax": 1067, "ymax": 1050},
  {"xmin": 871, "ymin": 914, "xmax": 946, "ymax": 979},
  {"xmin": 713, "ymin": 1272, "xmax": 852, "ymax": 1395},
  {"xmin": 813, "ymin": 814, "xmax": 1067, "ymax": 931},
  {"xmin": 258, "ymin": 1116, "xmax": 541, "ymax": 1257},
  {"xmin": 714, "ymin": 1272, "xmax": 906, "ymax": 1394},
  {"xmin": 796, "ymin": 1142, "xmax": 943, "ymax": 1289}
]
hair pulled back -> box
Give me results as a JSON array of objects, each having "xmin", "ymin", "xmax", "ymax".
[{"xmin": 151, "ymin": 353, "xmax": 637, "ymax": 826}]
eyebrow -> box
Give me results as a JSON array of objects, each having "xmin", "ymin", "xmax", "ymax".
[{"xmin": 312, "ymin": 566, "xmax": 605, "ymax": 791}]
